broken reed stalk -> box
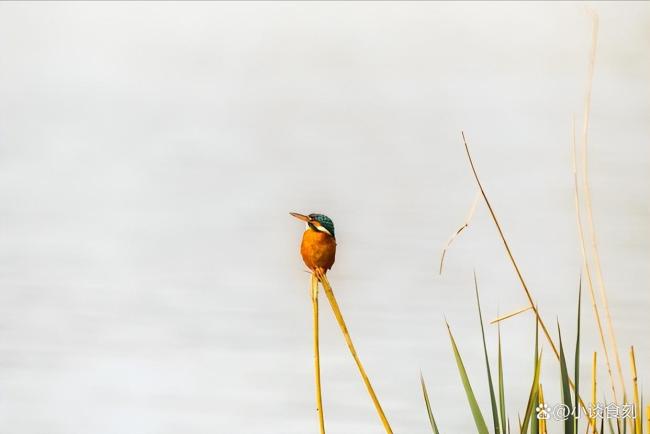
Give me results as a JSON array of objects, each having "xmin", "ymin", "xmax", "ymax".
[
  {"xmin": 310, "ymin": 274, "xmax": 326, "ymax": 434},
  {"xmin": 572, "ymin": 118, "xmax": 620, "ymax": 408},
  {"xmin": 460, "ymin": 132, "xmax": 594, "ymax": 423},
  {"xmin": 489, "ymin": 305, "xmax": 532, "ymax": 324},
  {"xmin": 630, "ymin": 346, "xmax": 641, "ymax": 434},
  {"xmin": 439, "ymin": 192, "xmax": 480, "ymax": 274},
  {"xmin": 579, "ymin": 10, "xmax": 628, "ymax": 404},
  {"xmin": 461, "ymin": 131, "xmax": 557, "ymax": 357},
  {"xmin": 316, "ymin": 270, "xmax": 393, "ymax": 434}
]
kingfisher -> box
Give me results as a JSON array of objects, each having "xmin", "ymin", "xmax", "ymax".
[{"xmin": 290, "ymin": 212, "xmax": 336, "ymax": 273}]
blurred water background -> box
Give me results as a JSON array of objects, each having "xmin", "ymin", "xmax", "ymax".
[{"xmin": 0, "ymin": 2, "xmax": 648, "ymax": 433}]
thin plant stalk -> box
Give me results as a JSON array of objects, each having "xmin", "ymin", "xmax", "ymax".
[
  {"xmin": 579, "ymin": 10, "xmax": 628, "ymax": 405},
  {"xmin": 439, "ymin": 192, "xmax": 480, "ymax": 274},
  {"xmin": 572, "ymin": 117, "xmax": 619, "ymax": 408},
  {"xmin": 461, "ymin": 132, "xmax": 593, "ymax": 424},
  {"xmin": 490, "ymin": 305, "xmax": 532, "ymax": 325},
  {"xmin": 310, "ymin": 274, "xmax": 326, "ymax": 434},
  {"xmin": 316, "ymin": 270, "xmax": 393, "ymax": 434},
  {"xmin": 630, "ymin": 347, "xmax": 641, "ymax": 434},
  {"xmin": 592, "ymin": 352, "xmax": 598, "ymax": 434},
  {"xmin": 461, "ymin": 131, "xmax": 558, "ymax": 358}
]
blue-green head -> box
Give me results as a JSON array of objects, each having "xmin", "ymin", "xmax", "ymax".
[{"xmin": 290, "ymin": 212, "xmax": 335, "ymax": 238}]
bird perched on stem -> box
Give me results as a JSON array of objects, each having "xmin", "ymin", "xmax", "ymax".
[
  {"xmin": 290, "ymin": 211, "xmax": 393, "ymax": 433},
  {"xmin": 290, "ymin": 212, "xmax": 336, "ymax": 273}
]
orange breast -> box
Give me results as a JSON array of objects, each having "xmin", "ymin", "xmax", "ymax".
[{"xmin": 300, "ymin": 229, "xmax": 336, "ymax": 272}]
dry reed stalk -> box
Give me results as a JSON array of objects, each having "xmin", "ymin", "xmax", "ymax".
[
  {"xmin": 461, "ymin": 132, "xmax": 595, "ymax": 424},
  {"xmin": 591, "ymin": 352, "xmax": 598, "ymax": 434},
  {"xmin": 630, "ymin": 346, "xmax": 641, "ymax": 434},
  {"xmin": 489, "ymin": 305, "xmax": 532, "ymax": 325},
  {"xmin": 572, "ymin": 118, "xmax": 620, "ymax": 408},
  {"xmin": 316, "ymin": 270, "xmax": 393, "ymax": 433},
  {"xmin": 439, "ymin": 192, "xmax": 480, "ymax": 274},
  {"xmin": 310, "ymin": 274, "xmax": 326, "ymax": 434},
  {"xmin": 461, "ymin": 132, "xmax": 557, "ymax": 356},
  {"xmin": 579, "ymin": 10, "xmax": 628, "ymax": 404}
]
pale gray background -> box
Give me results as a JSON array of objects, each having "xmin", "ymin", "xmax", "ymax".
[{"xmin": 0, "ymin": 2, "xmax": 648, "ymax": 433}]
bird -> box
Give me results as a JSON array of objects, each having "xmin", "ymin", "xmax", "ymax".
[
  {"xmin": 290, "ymin": 212, "xmax": 336, "ymax": 273},
  {"xmin": 290, "ymin": 212, "xmax": 393, "ymax": 433}
]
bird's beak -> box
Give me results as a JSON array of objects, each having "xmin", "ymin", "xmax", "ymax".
[{"xmin": 290, "ymin": 212, "xmax": 309, "ymax": 222}]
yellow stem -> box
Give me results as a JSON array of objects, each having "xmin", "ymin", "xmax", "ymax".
[
  {"xmin": 311, "ymin": 274, "xmax": 326, "ymax": 434},
  {"xmin": 489, "ymin": 305, "xmax": 532, "ymax": 324},
  {"xmin": 630, "ymin": 346, "xmax": 641, "ymax": 434},
  {"xmin": 439, "ymin": 192, "xmax": 480, "ymax": 274},
  {"xmin": 462, "ymin": 132, "xmax": 557, "ymax": 357},
  {"xmin": 591, "ymin": 352, "xmax": 597, "ymax": 434},
  {"xmin": 579, "ymin": 10, "xmax": 628, "ymax": 407},
  {"xmin": 317, "ymin": 270, "xmax": 393, "ymax": 434},
  {"xmin": 461, "ymin": 132, "xmax": 593, "ymax": 427},
  {"xmin": 572, "ymin": 118, "xmax": 620, "ymax": 409}
]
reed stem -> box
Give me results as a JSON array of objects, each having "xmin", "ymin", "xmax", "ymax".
[
  {"xmin": 461, "ymin": 132, "xmax": 594, "ymax": 427},
  {"xmin": 572, "ymin": 118, "xmax": 620, "ymax": 409},
  {"xmin": 317, "ymin": 270, "xmax": 393, "ymax": 434},
  {"xmin": 579, "ymin": 10, "xmax": 628, "ymax": 406},
  {"xmin": 630, "ymin": 346, "xmax": 641, "ymax": 434},
  {"xmin": 311, "ymin": 274, "xmax": 326, "ymax": 434},
  {"xmin": 591, "ymin": 352, "xmax": 598, "ymax": 434},
  {"xmin": 489, "ymin": 305, "xmax": 532, "ymax": 324}
]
